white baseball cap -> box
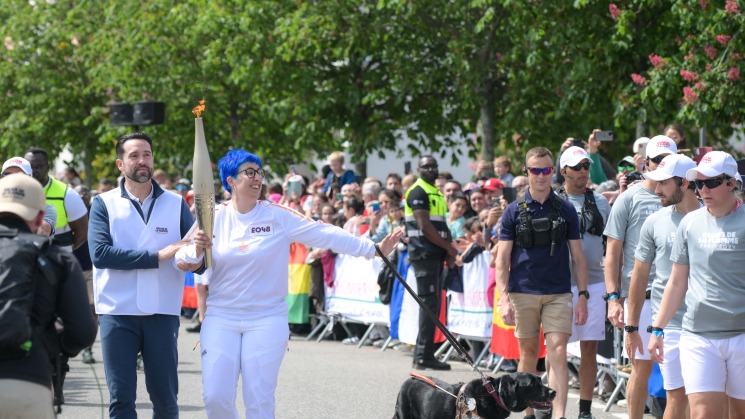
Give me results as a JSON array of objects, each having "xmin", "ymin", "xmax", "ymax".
[
  {"xmin": 632, "ymin": 137, "xmax": 650, "ymax": 154},
  {"xmin": 0, "ymin": 173, "xmax": 46, "ymax": 221},
  {"xmin": 2, "ymin": 157, "xmax": 32, "ymax": 176},
  {"xmin": 559, "ymin": 146, "xmax": 594, "ymax": 168},
  {"xmin": 646, "ymin": 135, "xmax": 678, "ymax": 159},
  {"xmin": 686, "ymin": 151, "xmax": 739, "ymax": 181},
  {"xmin": 644, "ymin": 154, "xmax": 697, "ymax": 182}
]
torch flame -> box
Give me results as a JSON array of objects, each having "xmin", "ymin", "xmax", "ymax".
[{"xmin": 192, "ymin": 99, "xmax": 206, "ymax": 118}]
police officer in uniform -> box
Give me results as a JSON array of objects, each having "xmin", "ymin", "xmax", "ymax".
[{"xmin": 405, "ymin": 156, "xmax": 457, "ymax": 370}]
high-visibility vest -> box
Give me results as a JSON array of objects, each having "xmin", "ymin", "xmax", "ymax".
[
  {"xmin": 404, "ymin": 178, "xmax": 449, "ymax": 259},
  {"xmin": 44, "ymin": 177, "xmax": 73, "ymax": 246}
]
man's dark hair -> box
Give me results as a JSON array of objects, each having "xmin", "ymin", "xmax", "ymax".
[
  {"xmin": 116, "ymin": 132, "xmax": 153, "ymax": 159},
  {"xmin": 438, "ymin": 171, "xmax": 453, "ymax": 181},
  {"xmin": 387, "ymin": 173, "xmax": 402, "ymax": 182},
  {"xmin": 26, "ymin": 147, "xmax": 49, "ymax": 163},
  {"xmin": 99, "ymin": 177, "xmax": 113, "ymax": 186},
  {"xmin": 345, "ymin": 197, "xmax": 365, "ymax": 215}
]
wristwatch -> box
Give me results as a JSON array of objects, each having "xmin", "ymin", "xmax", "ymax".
[
  {"xmin": 578, "ymin": 290, "xmax": 590, "ymax": 299},
  {"xmin": 603, "ymin": 291, "xmax": 620, "ymax": 301},
  {"xmin": 647, "ymin": 326, "xmax": 665, "ymax": 338},
  {"xmin": 624, "ymin": 325, "xmax": 639, "ymax": 333}
]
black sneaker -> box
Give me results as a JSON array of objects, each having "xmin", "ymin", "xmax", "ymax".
[
  {"xmin": 534, "ymin": 408, "xmax": 552, "ymax": 419},
  {"xmin": 413, "ymin": 358, "xmax": 451, "ymax": 371},
  {"xmin": 186, "ymin": 323, "xmax": 202, "ymax": 333}
]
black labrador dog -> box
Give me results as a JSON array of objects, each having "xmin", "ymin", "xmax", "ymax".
[{"xmin": 393, "ymin": 372, "xmax": 555, "ymax": 419}]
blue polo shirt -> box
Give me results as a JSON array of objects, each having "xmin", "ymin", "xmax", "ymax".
[{"xmin": 499, "ymin": 189, "xmax": 580, "ymax": 295}]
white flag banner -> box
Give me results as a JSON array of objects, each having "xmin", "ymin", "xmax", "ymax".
[
  {"xmin": 397, "ymin": 264, "xmax": 420, "ymax": 345},
  {"xmin": 325, "ymin": 254, "xmax": 389, "ymax": 325},
  {"xmin": 448, "ymin": 251, "xmax": 492, "ymax": 337}
]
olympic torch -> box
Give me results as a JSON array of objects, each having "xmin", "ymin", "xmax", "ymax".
[{"xmin": 192, "ymin": 100, "xmax": 215, "ymax": 268}]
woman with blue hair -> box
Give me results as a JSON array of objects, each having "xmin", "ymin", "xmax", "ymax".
[{"xmin": 176, "ymin": 149, "xmax": 403, "ymax": 419}]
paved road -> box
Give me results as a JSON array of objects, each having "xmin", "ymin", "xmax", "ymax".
[{"xmin": 59, "ymin": 320, "xmax": 639, "ymax": 418}]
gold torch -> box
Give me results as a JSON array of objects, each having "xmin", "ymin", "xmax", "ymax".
[{"xmin": 192, "ymin": 100, "xmax": 215, "ymax": 268}]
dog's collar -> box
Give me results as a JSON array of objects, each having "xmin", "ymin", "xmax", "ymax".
[
  {"xmin": 456, "ymin": 383, "xmax": 485, "ymax": 419},
  {"xmin": 481, "ymin": 375, "xmax": 508, "ymax": 412}
]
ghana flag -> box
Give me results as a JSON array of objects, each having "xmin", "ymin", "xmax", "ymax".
[{"xmin": 287, "ymin": 242, "xmax": 311, "ymax": 324}]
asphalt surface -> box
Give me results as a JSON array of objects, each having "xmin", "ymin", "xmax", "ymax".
[{"xmin": 58, "ymin": 320, "xmax": 641, "ymax": 418}]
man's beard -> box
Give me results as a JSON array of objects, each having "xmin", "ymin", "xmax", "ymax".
[
  {"xmin": 126, "ymin": 166, "xmax": 152, "ymax": 184},
  {"xmin": 660, "ymin": 187, "xmax": 683, "ymax": 207}
]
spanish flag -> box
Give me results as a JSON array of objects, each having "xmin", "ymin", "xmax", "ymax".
[
  {"xmin": 287, "ymin": 243, "xmax": 311, "ymax": 324},
  {"xmin": 490, "ymin": 268, "xmax": 546, "ymax": 359}
]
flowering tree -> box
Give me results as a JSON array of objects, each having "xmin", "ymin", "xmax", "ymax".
[{"xmin": 623, "ymin": 0, "xmax": 745, "ymax": 143}]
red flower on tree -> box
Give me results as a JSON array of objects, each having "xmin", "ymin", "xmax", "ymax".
[
  {"xmin": 680, "ymin": 70, "xmax": 700, "ymax": 82},
  {"xmin": 683, "ymin": 86, "xmax": 698, "ymax": 104},
  {"xmin": 631, "ymin": 73, "xmax": 647, "ymax": 86},
  {"xmin": 728, "ymin": 67, "xmax": 740, "ymax": 80},
  {"xmin": 725, "ymin": 0, "xmax": 739, "ymax": 14},
  {"xmin": 717, "ymin": 35, "xmax": 732, "ymax": 46},
  {"xmin": 649, "ymin": 54, "xmax": 664, "ymax": 68},
  {"xmin": 704, "ymin": 45, "xmax": 718, "ymax": 60},
  {"xmin": 609, "ymin": 4, "xmax": 621, "ymax": 20}
]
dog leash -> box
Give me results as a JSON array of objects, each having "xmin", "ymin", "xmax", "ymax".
[{"xmin": 374, "ymin": 245, "xmax": 509, "ymax": 411}]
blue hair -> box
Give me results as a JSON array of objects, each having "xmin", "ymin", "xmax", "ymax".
[{"xmin": 218, "ymin": 149, "xmax": 263, "ymax": 194}]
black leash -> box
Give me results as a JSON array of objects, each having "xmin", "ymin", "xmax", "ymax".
[
  {"xmin": 375, "ymin": 245, "xmax": 511, "ymax": 410},
  {"xmin": 374, "ymin": 245, "xmax": 476, "ymax": 368}
]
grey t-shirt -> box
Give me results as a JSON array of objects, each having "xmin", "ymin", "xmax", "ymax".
[
  {"xmin": 635, "ymin": 206, "xmax": 687, "ymax": 329},
  {"xmin": 566, "ymin": 191, "xmax": 611, "ymax": 286},
  {"xmin": 670, "ymin": 205, "xmax": 745, "ymax": 339},
  {"xmin": 603, "ymin": 182, "xmax": 661, "ymax": 295}
]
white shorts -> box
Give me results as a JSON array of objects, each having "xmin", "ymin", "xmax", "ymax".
[
  {"xmin": 624, "ymin": 299, "xmax": 651, "ymax": 361},
  {"xmin": 680, "ymin": 331, "xmax": 745, "ymax": 399},
  {"xmin": 569, "ymin": 282, "xmax": 607, "ymax": 343},
  {"xmin": 659, "ymin": 329, "xmax": 684, "ymax": 391},
  {"xmin": 194, "ymin": 271, "xmax": 209, "ymax": 286}
]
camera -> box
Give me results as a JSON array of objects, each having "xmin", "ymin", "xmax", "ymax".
[{"xmin": 625, "ymin": 171, "xmax": 644, "ymax": 183}]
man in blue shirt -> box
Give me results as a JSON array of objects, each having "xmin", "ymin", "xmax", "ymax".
[{"xmin": 496, "ymin": 147, "xmax": 588, "ymax": 419}]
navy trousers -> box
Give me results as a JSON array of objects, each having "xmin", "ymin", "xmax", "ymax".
[{"xmin": 99, "ymin": 314, "xmax": 180, "ymax": 419}]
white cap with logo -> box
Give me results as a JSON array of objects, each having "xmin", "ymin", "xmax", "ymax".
[
  {"xmin": 2, "ymin": 157, "xmax": 32, "ymax": 176},
  {"xmin": 643, "ymin": 154, "xmax": 697, "ymax": 182},
  {"xmin": 646, "ymin": 135, "xmax": 678, "ymax": 158},
  {"xmin": 559, "ymin": 146, "xmax": 594, "ymax": 168},
  {"xmin": 686, "ymin": 151, "xmax": 741, "ymax": 183},
  {"xmin": 0, "ymin": 173, "xmax": 46, "ymax": 221}
]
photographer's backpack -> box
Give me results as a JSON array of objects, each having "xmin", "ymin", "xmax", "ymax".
[{"xmin": 0, "ymin": 225, "xmax": 56, "ymax": 358}]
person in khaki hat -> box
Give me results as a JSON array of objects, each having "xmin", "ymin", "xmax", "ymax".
[
  {"xmin": 649, "ymin": 151, "xmax": 745, "ymax": 419},
  {"xmin": 2, "ymin": 157, "xmax": 57, "ymax": 236},
  {"xmin": 0, "ymin": 172, "xmax": 47, "ymax": 221},
  {"xmin": 0, "ymin": 173, "xmax": 97, "ymax": 419}
]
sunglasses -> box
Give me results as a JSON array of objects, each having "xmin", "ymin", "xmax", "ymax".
[
  {"xmin": 567, "ymin": 162, "xmax": 591, "ymax": 171},
  {"xmin": 526, "ymin": 166, "xmax": 554, "ymax": 176},
  {"xmin": 618, "ymin": 165, "xmax": 635, "ymax": 171},
  {"xmin": 237, "ymin": 168, "xmax": 265, "ymax": 179},
  {"xmin": 694, "ymin": 176, "xmax": 729, "ymax": 190},
  {"xmin": 647, "ymin": 155, "xmax": 666, "ymax": 165}
]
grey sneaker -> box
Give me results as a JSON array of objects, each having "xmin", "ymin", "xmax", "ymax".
[{"xmin": 534, "ymin": 408, "xmax": 552, "ymax": 419}]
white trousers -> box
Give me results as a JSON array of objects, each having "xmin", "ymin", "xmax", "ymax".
[{"xmin": 200, "ymin": 308, "xmax": 289, "ymax": 419}]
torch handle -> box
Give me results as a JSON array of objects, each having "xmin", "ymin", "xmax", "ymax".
[{"xmin": 194, "ymin": 193, "xmax": 215, "ymax": 268}]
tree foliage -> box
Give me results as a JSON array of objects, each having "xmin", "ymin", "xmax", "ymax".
[{"xmin": 1, "ymin": 0, "xmax": 743, "ymax": 185}]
